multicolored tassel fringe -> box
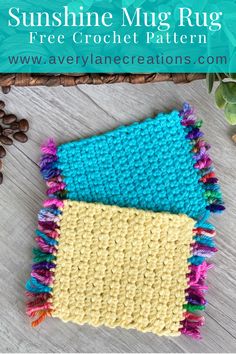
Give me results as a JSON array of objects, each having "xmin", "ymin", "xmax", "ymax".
[
  {"xmin": 180, "ymin": 103, "xmax": 225, "ymax": 214},
  {"xmin": 180, "ymin": 216, "xmax": 216, "ymax": 339},
  {"xmin": 179, "ymin": 103, "xmax": 225, "ymax": 339},
  {"xmin": 25, "ymin": 198, "xmax": 63, "ymax": 327},
  {"xmin": 40, "ymin": 139, "xmax": 66, "ymax": 199}
]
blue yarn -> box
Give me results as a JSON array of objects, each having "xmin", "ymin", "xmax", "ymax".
[
  {"xmin": 39, "ymin": 207, "xmax": 61, "ymax": 216},
  {"xmin": 194, "ymin": 236, "xmax": 216, "ymax": 247},
  {"xmin": 195, "ymin": 211, "xmax": 211, "ymax": 225},
  {"xmin": 55, "ymin": 110, "xmax": 208, "ymax": 219},
  {"xmin": 204, "ymin": 185, "xmax": 220, "ymax": 191},
  {"xmin": 25, "ymin": 277, "xmax": 52, "ymax": 293},
  {"xmin": 48, "ymin": 193, "xmax": 56, "ymax": 198},
  {"xmin": 195, "ymin": 211, "xmax": 215, "ymax": 229},
  {"xmin": 189, "ymin": 255, "xmax": 205, "ymax": 265},
  {"xmin": 35, "ymin": 230, "xmax": 58, "ymax": 246},
  {"xmin": 41, "ymin": 166, "xmax": 58, "ymax": 180}
]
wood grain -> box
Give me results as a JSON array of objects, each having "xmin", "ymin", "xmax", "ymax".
[{"xmin": 0, "ymin": 80, "xmax": 235, "ymax": 353}]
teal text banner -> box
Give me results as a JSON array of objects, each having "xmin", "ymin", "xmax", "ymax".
[{"xmin": 0, "ymin": 0, "xmax": 236, "ymax": 73}]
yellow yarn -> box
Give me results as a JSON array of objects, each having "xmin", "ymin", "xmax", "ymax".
[{"xmin": 52, "ymin": 201, "xmax": 194, "ymax": 336}]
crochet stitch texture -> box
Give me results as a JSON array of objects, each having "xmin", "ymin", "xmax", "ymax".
[
  {"xmin": 49, "ymin": 110, "xmax": 207, "ymax": 219},
  {"xmin": 50, "ymin": 201, "xmax": 194, "ymax": 335}
]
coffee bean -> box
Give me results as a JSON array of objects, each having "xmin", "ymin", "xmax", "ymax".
[
  {"xmin": 19, "ymin": 119, "xmax": 29, "ymax": 133},
  {"xmin": 0, "ymin": 159, "xmax": 2, "ymax": 171},
  {"xmin": 0, "ymin": 135, "xmax": 13, "ymax": 145},
  {"xmin": 3, "ymin": 114, "xmax": 17, "ymax": 125},
  {"xmin": 0, "ymin": 101, "xmax": 5, "ymax": 110},
  {"xmin": 2, "ymin": 128, "xmax": 13, "ymax": 137},
  {"xmin": 0, "ymin": 172, "xmax": 3, "ymax": 185},
  {"xmin": 0, "ymin": 110, "xmax": 5, "ymax": 118},
  {"xmin": 0, "ymin": 126, "xmax": 2, "ymax": 134},
  {"xmin": 13, "ymin": 132, "xmax": 28, "ymax": 143},
  {"xmin": 10, "ymin": 122, "xmax": 19, "ymax": 130},
  {"xmin": 0, "ymin": 146, "xmax": 6, "ymax": 158},
  {"xmin": 2, "ymin": 87, "xmax": 11, "ymax": 94}
]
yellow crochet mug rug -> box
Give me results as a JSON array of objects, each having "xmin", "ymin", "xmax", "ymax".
[{"xmin": 26, "ymin": 199, "xmax": 204, "ymax": 337}]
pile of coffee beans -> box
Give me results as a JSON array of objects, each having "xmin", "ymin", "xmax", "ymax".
[{"xmin": 0, "ymin": 99, "xmax": 29, "ymax": 185}]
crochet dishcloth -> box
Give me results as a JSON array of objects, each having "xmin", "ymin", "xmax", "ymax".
[
  {"xmin": 26, "ymin": 200, "xmax": 198, "ymax": 336},
  {"xmin": 40, "ymin": 103, "xmax": 224, "ymax": 219}
]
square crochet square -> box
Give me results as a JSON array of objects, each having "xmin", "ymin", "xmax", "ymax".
[
  {"xmin": 27, "ymin": 200, "xmax": 196, "ymax": 336},
  {"xmin": 40, "ymin": 103, "xmax": 224, "ymax": 220}
]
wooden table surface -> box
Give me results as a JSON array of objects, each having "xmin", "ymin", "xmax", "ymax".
[{"xmin": 0, "ymin": 80, "xmax": 235, "ymax": 353}]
